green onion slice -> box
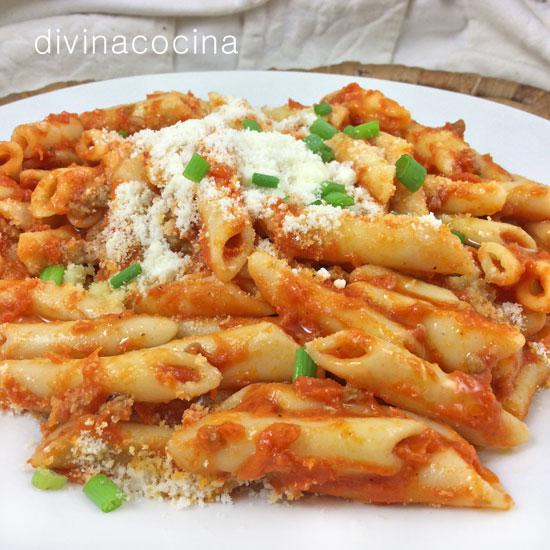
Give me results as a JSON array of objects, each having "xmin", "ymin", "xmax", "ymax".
[
  {"xmin": 309, "ymin": 117, "xmax": 338, "ymax": 140},
  {"xmin": 39, "ymin": 264, "xmax": 65, "ymax": 285},
  {"xmin": 83, "ymin": 474, "xmax": 127, "ymax": 513},
  {"xmin": 310, "ymin": 199, "xmax": 322, "ymax": 205},
  {"xmin": 242, "ymin": 119, "xmax": 261, "ymax": 132},
  {"xmin": 116, "ymin": 129, "xmax": 129, "ymax": 138},
  {"xmin": 313, "ymin": 102, "xmax": 333, "ymax": 116},
  {"xmin": 323, "ymin": 191, "xmax": 355, "ymax": 208},
  {"xmin": 183, "ymin": 153, "xmax": 210, "ymax": 183},
  {"xmin": 395, "ymin": 154, "xmax": 427, "ymax": 192},
  {"xmin": 32, "ymin": 468, "xmax": 68, "ymax": 491},
  {"xmin": 352, "ymin": 121, "xmax": 380, "ymax": 139},
  {"xmin": 110, "ymin": 262, "xmax": 142, "ymax": 289},
  {"xmin": 321, "ymin": 181, "xmax": 346, "ymax": 197},
  {"xmin": 343, "ymin": 125, "xmax": 356, "ymax": 137},
  {"xmin": 252, "ymin": 172, "xmax": 279, "ymax": 188},
  {"xmin": 292, "ymin": 347, "xmax": 317, "ymax": 382},
  {"xmin": 451, "ymin": 230, "xmax": 466, "ymax": 244},
  {"xmin": 303, "ymin": 134, "xmax": 334, "ymax": 163}
]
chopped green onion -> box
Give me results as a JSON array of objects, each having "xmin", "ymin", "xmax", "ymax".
[
  {"xmin": 183, "ymin": 153, "xmax": 210, "ymax": 183},
  {"xmin": 116, "ymin": 130, "xmax": 129, "ymax": 138},
  {"xmin": 451, "ymin": 230, "xmax": 466, "ymax": 244},
  {"xmin": 303, "ymin": 134, "xmax": 334, "ymax": 163},
  {"xmin": 310, "ymin": 199, "xmax": 322, "ymax": 205},
  {"xmin": 390, "ymin": 210, "xmax": 400, "ymax": 215},
  {"xmin": 110, "ymin": 262, "xmax": 142, "ymax": 288},
  {"xmin": 321, "ymin": 181, "xmax": 346, "ymax": 197},
  {"xmin": 395, "ymin": 154, "xmax": 427, "ymax": 192},
  {"xmin": 83, "ymin": 474, "xmax": 126, "ymax": 513},
  {"xmin": 252, "ymin": 172, "xmax": 279, "ymax": 188},
  {"xmin": 343, "ymin": 125, "xmax": 356, "ymax": 137},
  {"xmin": 32, "ymin": 468, "xmax": 67, "ymax": 491},
  {"xmin": 39, "ymin": 264, "xmax": 65, "ymax": 285},
  {"xmin": 323, "ymin": 191, "xmax": 355, "ymax": 208},
  {"xmin": 242, "ymin": 119, "xmax": 261, "ymax": 132},
  {"xmin": 309, "ymin": 117, "xmax": 338, "ymax": 140},
  {"xmin": 292, "ymin": 347, "xmax": 317, "ymax": 382},
  {"xmin": 352, "ymin": 121, "xmax": 380, "ymax": 139},
  {"xmin": 313, "ymin": 102, "xmax": 333, "ymax": 116}
]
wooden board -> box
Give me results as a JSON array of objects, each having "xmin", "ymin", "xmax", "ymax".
[{"xmin": 1, "ymin": 64, "xmax": 548, "ymax": 119}]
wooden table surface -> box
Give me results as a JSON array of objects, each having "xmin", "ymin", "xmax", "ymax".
[{"xmin": 1, "ymin": 63, "xmax": 548, "ymax": 120}]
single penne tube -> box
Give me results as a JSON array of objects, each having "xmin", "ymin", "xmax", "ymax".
[
  {"xmin": 324, "ymin": 83, "xmax": 412, "ymax": 134},
  {"xmin": 198, "ymin": 181, "xmax": 255, "ymax": 282},
  {"xmin": 0, "ymin": 141, "xmax": 24, "ymax": 178},
  {"xmin": 305, "ymin": 330, "xmax": 528, "ymax": 448},
  {"xmin": 247, "ymin": 251, "xmax": 421, "ymax": 354},
  {"xmin": 325, "ymin": 132, "xmax": 395, "ymax": 205},
  {"xmin": 12, "ymin": 113, "xmax": 83, "ymax": 161},
  {"xmin": 349, "ymin": 264, "xmax": 461, "ymax": 306},
  {"xmin": 404, "ymin": 121, "xmax": 477, "ymax": 178},
  {"xmin": 0, "ymin": 280, "xmax": 125, "ymax": 322},
  {"xmin": 499, "ymin": 178, "xmax": 550, "ymax": 221},
  {"xmin": 168, "ymin": 380, "xmax": 511, "ymax": 509},
  {"xmin": 423, "ymin": 175, "xmax": 507, "ymax": 216},
  {"xmin": 0, "ymin": 344, "xmax": 221, "ymax": 409},
  {"xmin": 16, "ymin": 226, "xmax": 86, "ymax": 274},
  {"xmin": 477, "ymin": 242, "xmax": 524, "ymax": 286},
  {"xmin": 524, "ymin": 221, "xmax": 550, "ymax": 250},
  {"xmin": 174, "ymin": 322, "xmax": 298, "ymax": 389},
  {"xmin": 501, "ymin": 353, "xmax": 549, "ymax": 419},
  {"xmin": 389, "ymin": 181, "xmax": 429, "ymax": 215},
  {"xmin": 0, "ymin": 314, "xmax": 179, "ymax": 359},
  {"xmin": 441, "ymin": 215, "xmax": 536, "ymax": 250},
  {"xmin": 31, "ymin": 419, "xmax": 172, "ymax": 469},
  {"xmin": 135, "ymin": 274, "xmax": 275, "ymax": 318},
  {"xmin": 515, "ymin": 260, "xmax": 550, "ymax": 313},
  {"xmin": 345, "ymin": 280, "xmax": 525, "ymax": 373},
  {"xmin": 267, "ymin": 213, "xmax": 475, "ymax": 275},
  {"xmin": 18, "ymin": 168, "xmax": 49, "ymax": 190},
  {"xmin": 523, "ymin": 310, "xmax": 546, "ymax": 336}
]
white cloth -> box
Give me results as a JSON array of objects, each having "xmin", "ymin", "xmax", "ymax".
[{"xmin": 0, "ymin": 0, "xmax": 548, "ymax": 99}]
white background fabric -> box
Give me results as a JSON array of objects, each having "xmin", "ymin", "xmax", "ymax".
[{"xmin": 0, "ymin": 0, "xmax": 548, "ymax": 98}]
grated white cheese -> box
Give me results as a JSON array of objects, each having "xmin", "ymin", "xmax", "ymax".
[
  {"xmin": 333, "ymin": 278, "xmax": 347, "ymax": 289},
  {"xmin": 63, "ymin": 263, "xmax": 95, "ymax": 287},
  {"xmin": 529, "ymin": 342, "xmax": 550, "ymax": 367},
  {"xmin": 316, "ymin": 267, "xmax": 331, "ymax": 280},
  {"xmin": 417, "ymin": 212, "xmax": 443, "ymax": 229},
  {"xmin": 499, "ymin": 302, "xmax": 526, "ymax": 330},
  {"xmin": 272, "ymin": 108, "xmax": 317, "ymax": 134},
  {"xmin": 281, "ymin": 205, "xmax": 343, "ymax": 244}
]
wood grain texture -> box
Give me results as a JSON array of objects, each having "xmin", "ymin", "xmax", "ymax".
[{"xmin": 0, "ymin": 64, "xmax": 548, "ymax": 119}]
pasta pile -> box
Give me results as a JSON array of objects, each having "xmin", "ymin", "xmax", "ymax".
[{"xmin": 0, "ymin": 83, "xmax": 548, "ymax": 510}]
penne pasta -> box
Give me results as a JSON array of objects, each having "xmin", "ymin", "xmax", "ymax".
[
  {"xmin": 0, "ymin": 314, "xmax": 179, "ymax": 359},
  {"xmin": 0, "ymin": 141, "xmax": 24, "ymax": 178},
  {"xmin": 477, "ymin": 242, "xmax": 524, "ymax": 286},
  {"xmin": 266, "ymin": 213, "xmax": 476, "ymax": 275},
  {"xmin": 305, "ymin": 330, "xmax": 528, "ymax": 448},
  {"xmin": 135, "ymin": 274, "xmax": 275, "ymax": 318},
  {"xmin": 169, "ymin": 381, "xmax": 511, "ymax": 509},
  {"xmin": 0, "ymin": 344, "xmax": 221, "ymax": 409}
]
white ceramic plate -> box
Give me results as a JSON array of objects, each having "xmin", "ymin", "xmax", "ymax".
[{"xmin": 0, "ymin": 71, "xmax": 548, "ymax": 550}]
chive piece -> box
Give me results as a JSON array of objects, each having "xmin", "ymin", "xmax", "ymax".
[
  {"xmin": 110, "ymin": 262, "xmax": 142, "ymax": 289},
  {"xmin": 395, "ymin": 154, "xmax": 427, "ymax": 192},
  {"xmin": 293, "ymin": 347, "xmax": 317, "ymax": 382},
  {"xmin": 242, "ymin": 119, "xmax": 261, "ymax": 132},
  {"xmin": 183, "ymin": 153, "xmax": 210, "ymax": 183},
  {"xmin": 323, "ymin": 191, "xmax": 355, "ymax": 208},
  {"xmin": 313, "ymin": 102, "xmax": 333, "ymax": 116},
  {"xmin": 252, "ymin": 172, "xmax": 279, "ymax": 188},
  {"xmin": 310, "ymin": 199, "xmax": 322, "ymax": 205},
  {"xmin": 39, "ymin": 264, "xmax": 65, "ymax": 285},
  {"xmin": 83, "ymin": 474, "xmax": 126, "ymax": 513},
  {"xmin": 321, "ymin": 181, "xmax": 346, "ymax": 197},
  {"xmin": 32, "ymin": 468, "xmax": 68, "ymax": 491},
  {"xmin": 303, "ymin": 134, "xmax": 334, "ymax": 163},
  {"xmin": 318, "ymin": 144, "xmax": 335, "ymax": 163},
  {"xmin": 451, "ymin": 230, "xmax": 466, "ymax": 244},
  {"xmin": 309, "ymin": 117, "xmax": 338, "ymax": 140},
  {"xmin": 351, "ymin": 121, "xmax": 380, "ymax": 139},
  {"xmin": 343, "ymin": 125, "xmax": 357, "ymax": 137},
  {"xmin": 116, "ymin": 130, "xmax": 129, "ymax": 138}
]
